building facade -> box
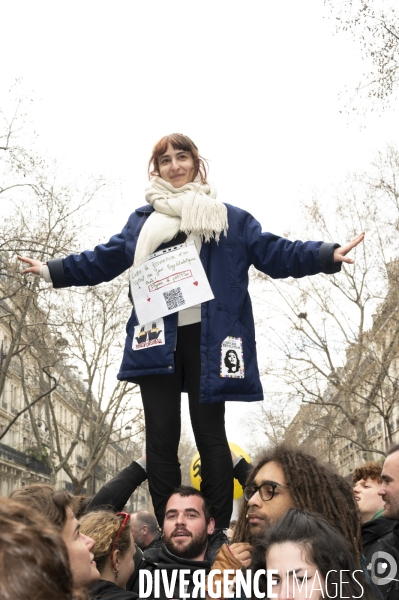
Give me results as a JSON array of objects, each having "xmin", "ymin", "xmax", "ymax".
[
  {"xmin": 0, "ymin": 278, "xmax": 148, "ymax": 508},
  {"xmin": 286, "ymin": 260, "xmax": 399, "ymax": 476}
]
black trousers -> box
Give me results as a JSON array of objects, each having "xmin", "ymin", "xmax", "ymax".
[{"xmin": 139, "ymin": 323, "xmax": 233, "ymax": 528}]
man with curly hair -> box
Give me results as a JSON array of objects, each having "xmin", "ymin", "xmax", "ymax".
[
  {"xmin": 208, "ymin": 443, "xmax": 362, "ymax": 593},
  {"xmin": 233, "ymin": 444, "xmax": 360, "ymax": 552},
  {"xmin": 353, "ymin": 461, "xmax": 395, "ymax": 566}
]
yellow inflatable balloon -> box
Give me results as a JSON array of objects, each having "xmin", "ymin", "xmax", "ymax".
[{"xmin": 190, "ymin": 442, "xmax": 250, "ymax": 499}]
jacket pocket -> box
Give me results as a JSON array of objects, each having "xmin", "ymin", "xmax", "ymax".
[
  {"xmin": 217, "ymin": 303, "xmax": 255, "ymax": 342},
  {"xmin": 224, "ymin": 246, "xmax": 241, "ymax": 288}
]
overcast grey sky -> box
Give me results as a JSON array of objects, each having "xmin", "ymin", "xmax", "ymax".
[{"xmin": 2, "ymin": 0, "xmax": 397, "ymax": 455}]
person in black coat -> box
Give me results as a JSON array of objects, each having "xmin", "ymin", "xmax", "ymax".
[
  {"xmin": 374, "ymin": 445, "xmax": 399, "ymax": 600},
  {"xmin": 130, "ymin": 511, "xmax": 162, "ymax": 551},
  {"xmin": 353, "ymin": 462, "xmax": 396, "ymax": 566},
  {"xmin": 86, "ymin": 452, "xmax": 247, "ymax": 571},
  {"xmin": 85, "ymin": 478, "xmax": 216, "ymax": 599},
  {"xmin": 128, "ymin": 486, "xmax": 214, "ymax": 600}
]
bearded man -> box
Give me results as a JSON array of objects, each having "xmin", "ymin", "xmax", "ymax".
[{"xmin": 128, "ymin": 486, "xmax": 214, "ymax": 599}]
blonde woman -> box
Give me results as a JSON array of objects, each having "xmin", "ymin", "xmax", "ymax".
[{"xmin": 79, "ymin": 510, "xmax": 137, "ymax": 600}]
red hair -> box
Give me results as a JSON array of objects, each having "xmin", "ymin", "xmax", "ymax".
[{"xmin": 148, "ymin": 134, "xmax": 208, "ymax": 184}]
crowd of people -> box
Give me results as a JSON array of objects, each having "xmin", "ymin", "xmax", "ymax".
[{"xmin": 1, "ymin": 442, "xmax": 399, "ymax": 600}]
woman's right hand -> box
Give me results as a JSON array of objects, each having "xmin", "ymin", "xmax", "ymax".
[{"xmin": 17, "ymin": 256, "xmax": 43, "ymax": 276}]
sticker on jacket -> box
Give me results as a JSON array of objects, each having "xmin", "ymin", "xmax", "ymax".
[
  {"xmin": 133, "ymin": 318, "xmax": 165, "ymax": 351},
  {"xmin": 220, "ymin": 337, "xmax": 244, "ymax": 378}
]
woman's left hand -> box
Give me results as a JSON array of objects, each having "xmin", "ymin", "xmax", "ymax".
[
  {"xmin": 333, "ymin": 232, "xmax": 365, "ymax": 264},
  {"xmin": 228, "ymin": 542, "xmax": 253, "ymax": 567}
]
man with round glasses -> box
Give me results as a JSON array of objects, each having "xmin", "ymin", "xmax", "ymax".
[
  {"xmin": 243, "ymin": 460, "xmax": 293, "ymax": 537},
  {"xmin": 243, "ymin": 481, "xmax": 285, "ymax": 502},
  {"xmin": 232, "ymin": 444, "xmax": 360, "ymax": 549},
  {"xmin": 208, "ymin": 443, "xmax": 361, "ymax": 595}
]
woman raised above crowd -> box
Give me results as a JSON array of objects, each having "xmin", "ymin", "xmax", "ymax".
[{"xmin": 18, "ymin": 134, "xmax": 364, "ymax": 556}]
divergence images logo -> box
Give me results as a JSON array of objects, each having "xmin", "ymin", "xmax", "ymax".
[{"xmin": 370, "ymin": 551, "xmax": 398, "ymax": 586}]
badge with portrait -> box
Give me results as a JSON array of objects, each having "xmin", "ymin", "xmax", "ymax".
[{"xmin": 220, "ymin": 337, "xmax": 245, "ymax": 378}]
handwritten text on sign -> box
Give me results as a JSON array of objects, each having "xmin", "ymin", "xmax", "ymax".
[{"xmin": 129, "ymin": 241, "xmax": 214, "ymax": 324}]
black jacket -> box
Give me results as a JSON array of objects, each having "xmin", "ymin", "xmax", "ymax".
[
  {"xmin": 142, "ymin": 532, "xmax": 163, "ymax": 551},
  {"xmin": 126, "ymin": 546, "xmax": 154, "ymax": 594},
  {"xmin": 234, "ymin": 456, "xmax": 251, "ymax": 487},
  {"xmin": 88, "ymin": 458, "xmax": 250, "ymax": 520},
  {"xmin": 89, "ymin": 579, "xmax": 139, "ymax": 600},
  {"xmin": 362, "ymin": 517, "xmax": 396, "ymax": 565},
  {"xmin": 127, "ymin": 544, "xmax": 210, "ymax": 600},
  {"xmin": 88, "ymin": 461, "xmax": 147, "ymax": 513},
  {"xmin": 367, "ymin": 521, "xmax": 399, "ymax": 600}
]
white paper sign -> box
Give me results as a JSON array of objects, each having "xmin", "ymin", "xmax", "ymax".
[
  {"xmin": 130, "ymin": 241, "xmax": 214, "ymax": 325},
  {"xmin": 133, "ymin": 318, "xmax": 165, "ymax": 351}
]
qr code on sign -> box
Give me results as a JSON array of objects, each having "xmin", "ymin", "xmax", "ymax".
[{"xmin": 163, "ymin": 287, "xmax": 186, "ymax": 310}]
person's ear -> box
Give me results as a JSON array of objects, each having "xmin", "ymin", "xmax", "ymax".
[
  {"xmin": 111, "ymin": 549, "xmax": 120, "ymax": 572},
  {"xmin": 207, "ymin": 517, "xmax": 215, "ymax": 536},
  {"xmin": 142, "ymin": 525, "xmax": 148, "ymax": 536}
]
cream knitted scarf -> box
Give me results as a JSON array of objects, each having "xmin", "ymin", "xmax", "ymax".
[{"xmin": 133, "ymin": 176, "xmax": 228, "ymax": 266}]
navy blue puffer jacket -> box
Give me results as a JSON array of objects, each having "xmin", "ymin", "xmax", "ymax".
[{"xmin": 48, "ymin": 204, "xmax": 340, "ymax": 404}]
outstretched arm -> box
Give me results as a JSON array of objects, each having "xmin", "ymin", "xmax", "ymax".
[
  {"xmin": 242, "ymin": 207, "xmax": 365, "ymax": 279},
  {"xmin": 87, "ymin": 455, "xmax": 148, "ymax": 513},
  {"xmin": 17, "ymin": 218, "xmax": 132, "ymax": 288},
  {"xmin": 333, "ymin": 232, "xmax": 365, "ymax": 264}
]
